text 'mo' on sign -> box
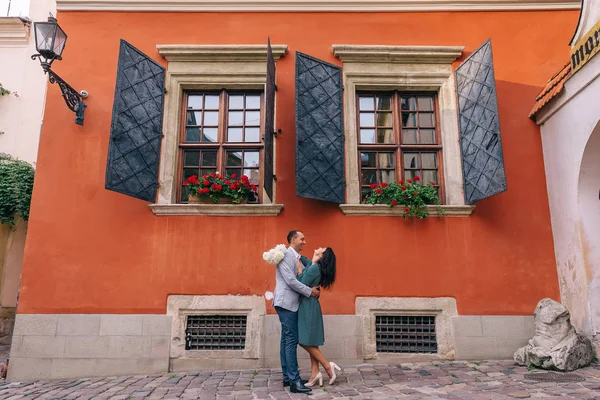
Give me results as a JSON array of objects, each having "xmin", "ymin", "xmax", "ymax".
[{"xmin": 571, "ymin": 18, "xmax": 600, "ymax": 75}]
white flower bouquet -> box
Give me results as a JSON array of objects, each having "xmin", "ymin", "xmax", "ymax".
[{"xmin": 263, "ymin": 244, "xmax": 287, "ymax": 265}]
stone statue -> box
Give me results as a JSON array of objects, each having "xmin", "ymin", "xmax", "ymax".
[{"xmin": 514, "ymin": 298, "xmax": 595, "ymax": 371}]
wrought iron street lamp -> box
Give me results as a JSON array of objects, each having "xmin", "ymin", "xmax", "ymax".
[{"xmin": 32, "ymin": 15, "xmax": 87, "ymax": 126}]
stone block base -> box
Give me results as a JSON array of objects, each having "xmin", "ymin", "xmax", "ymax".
[
  {"xmin": 8, "ymin": 314, "xmax": 171, "ymax": 381},
  {"xmin": 7, "ymin": 309, "xmax": 537, "ymax": 380}
]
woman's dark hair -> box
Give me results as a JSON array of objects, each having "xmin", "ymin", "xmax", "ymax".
[{"xmin": 319, "ymin": 248, "xmax": 336, "ymax": 289}]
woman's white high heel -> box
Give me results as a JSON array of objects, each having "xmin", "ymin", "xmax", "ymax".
[
  {"xmin": 328, "ymin": 362, "xmax": 342, "ymax": 385},
  {"xmin": 305, "ymin": 372, "xmax": 323, "ymax": 387}
]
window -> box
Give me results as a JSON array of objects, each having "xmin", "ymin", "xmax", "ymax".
[
  {"xmin": 357, "ymin": 92, "xmax": 443, "ymax": 201},
  {"xmin": 179, "ymin": 91, "xmax": 263, "ymax": 203}
]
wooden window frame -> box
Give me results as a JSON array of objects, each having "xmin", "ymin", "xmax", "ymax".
[
  {"xmin": 356, "ymin": 91, "xmax": 446, "ymax": 203},
  {"xmin": 177, "ymin": 90, "xmax": 265, "ymax": 204}
]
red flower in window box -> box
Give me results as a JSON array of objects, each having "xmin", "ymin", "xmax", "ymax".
[
  {"xmin": 414, "ymin": 176, "xmax": 421, "ymax": 182},
  {"xmin": 370, "ymin": 183, "xmax": 377, "ymax": 189},
  {"xmin": 187, "ymin": 172, "xmax": 255, "ymax": 204},
  {"xmin": 362, "ymin": 179, "xmax": 444, "ymax": 220},
  {"xmin": 381, "ymin": 182, "xmax": 388, "ymax": 188}
]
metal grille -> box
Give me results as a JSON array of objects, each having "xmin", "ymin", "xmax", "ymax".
[
  {"xmin": 524, "ymin": 372, "xmax": 586, "ymax": 382},
  {"xmin": 376, "ymin": 315, "xmax": 437, "ymax": 353},
  {"xmin": 185, "ymin": 315, "xmax": 247, "ymax": 350}
]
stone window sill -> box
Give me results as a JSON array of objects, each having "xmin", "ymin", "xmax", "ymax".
[
  {"xmin": 149, "ymin": 203, "xmax": 284, "ymax": 216},
  {"xmin": 0, "ymin": 17, "xmax": 30, "ymax": 46},
  {"xmin": 339, "ymin": 204, "xmax": 475, "ymax": 216}
]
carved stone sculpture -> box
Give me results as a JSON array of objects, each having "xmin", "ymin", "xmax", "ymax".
[{"xmin": 514, "ymin": 298, "xmax": 595, "ymax": 371}]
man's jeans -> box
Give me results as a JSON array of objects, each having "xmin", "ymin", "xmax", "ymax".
[{"xmin": 275, "ymin": 306, "xmax": 300, "ymax": 383}]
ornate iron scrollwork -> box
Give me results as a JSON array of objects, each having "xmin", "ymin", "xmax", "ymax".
[{"xmin": 32, "ymin": 53, "xmax": 86, "ymax": 126}]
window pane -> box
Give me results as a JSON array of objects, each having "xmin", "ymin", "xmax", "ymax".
[
  {"xmin": 380, "ymin": 170, "xmax": 395, "ymax": 183},
  {"xmin": 377, "ymin": 129, "xmax": 394, "ymax": 144},
  {"xmin": 423, "ymin": 170, "xmax": 438, "ymax": 185},
  {"xmin": 244, "ymin": 169, "xmax": 260, "ymax": 185},
  {"xmin": 360, "ymin": 129, "xmax": 375, "ymax": 144},
  {"xmin": 186, "ymin": 111, "xmax": 202, "ymax": 125},
  {"xmin": 202, "ymin": 128, "xmax": 218, "ymax": 142},
  {"xmin": 183, "ymin": 168, "xmax": 197, "ymax": 180},
  {"xmin": 187, "ymin": 95, "xmax": 203, "ymax": 109},
  {"xmin": 226, "ymin": 168, "xmax": 243, "ymax": 177},
  {"xmin": 359, "ymin": 97, "xmax": 374, "ymax": 111},
  {"xmin": 401, "ymin": 97, "xmax": 417, "ymax": 111},
  {"xmin": 421, "ymin": 153, "xmax": 437, "ymax": 168},
  {"xmin": 185, "ymin": 127, "xmax": 201, "ymax": 142},
  {"xmin": 401, "ymin": 129, "xmax": 417, "ymax": 144},
  {"xmin": 405, "ymin": 170, "xmax": 418, "ymax": 181},
  {"xmin": 361, "ymin": 170, "xmax": 377, "ymax": 185},
  {"xmin": 244, "ymin": 152, "xmax": 259, "ymax": 167},
  {"xmin": 360, "ymin": 112, "xmax": 375, "ymax": 127},
  {"xmin": 246, "ymin": 95, "xmax": 261, "ymax": 109},
  {"xmin": 361, "ymin": 188, "xmax": 371, "ymax": 200},
  {"xmin": 420, "ymin": 129, "xmax": 436, "ymax": 144},
  {"xmin": 376, "ymin": 96, "xmax": 392, "ymax": 111},
  {"xmin": 205, "ymin": 95, "xmax": 219, "ymax": 109},
  {"xmin": 401, "ymin": 113, "xmax": 417, "ymax": 127},
  {"xmin": 204, "ymin": 111, "xmax": 219, "ymax": 126},
  {"xmin": 229, "ymin": 95, "xmax": 244, "ymax": 109},
  {"xmin": 418, "ymin": 97, "xmax": 434, "ymax": 111},
  {"xmin": 202, "ymin": 151, "xmax": 217, "ymax": 167},
  {"xmin": 184, "ymin": 151, "xmax": 200, "ymax": 166},
  {"xmin": 229, "ymin": 111, "xmax": 243, "ymax": 126},
  {"xmin": 378, "ymin": 153, "xmax": 395, "ymax": 168},
  {"xmin": 360, "ymin": 152, "xmax": 376, "ymax": 167},
  {"xmin": 228, "ymin": 128, "xmax": 243, "ymax": 142},
  {"xmin": 245, "ymin": 127, "xmax": 260, "ymax": 142},
  {"xmin": 403, "ymin": 153, "xmax": 419, "ymax": 169},
  {"xmin": 227, "ymin": 152, "xmax": 243, "ymax": 166},
  {"xmin": 419, "ymin": 113, "xmax": 435, "ymax": 127},
  {"xmin": 245, "ymin": 111, "xmax": 261, "ymax": 126},
  {"xmin": 376, "ymin": 112, "xmax": 392, "ymax": 127}
]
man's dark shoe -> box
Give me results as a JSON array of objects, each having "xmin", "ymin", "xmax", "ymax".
[
  {"xmin": 289, "ymin": 380, "xmax": 312, "ymax": 394},
  {"xmin": 283, "ymin": 379, "xmax": 307, "ymax": 387}
]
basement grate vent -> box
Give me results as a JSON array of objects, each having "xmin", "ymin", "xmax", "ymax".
[
  {"xmin": 376, "ymin": 315, "xmax": 437, "ymax": 354},
  {"xmin": 185, "ymin": 315, "xmax": 247, "ymax": 350}
]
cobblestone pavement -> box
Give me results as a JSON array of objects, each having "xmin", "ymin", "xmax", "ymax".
[{"xmin": 0, "ymin": 361, "xmax": 599, "ymax": 400}]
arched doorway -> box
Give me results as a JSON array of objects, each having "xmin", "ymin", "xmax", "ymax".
[{"xmin": 577, "ymin": 118, "xmax": 600, "ymax": 354}]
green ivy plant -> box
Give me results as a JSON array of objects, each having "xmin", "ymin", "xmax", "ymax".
[
  {"xmin": 0, "ymin": 83, "xmax": 11, "ymax": 97},
  {"xmin": 0, "ymin": 154, "xmax": 35, "ymax": 225}
]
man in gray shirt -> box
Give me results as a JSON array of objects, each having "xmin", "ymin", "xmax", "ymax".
[{"xmin": 273, "ymin": 230, "xmax": 320, "ymax": 394}]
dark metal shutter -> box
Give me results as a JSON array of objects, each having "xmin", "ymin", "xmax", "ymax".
[
  {"xmin": 105, "ymin": 40, "xmax": 166, "ymax": 202},
  {"xmin": 455, "ymin": 39, "xmax": 507, "ymax": 204},
  {"xmin": 295, "ymin": 52, "xmax": 345, "ymax": 204},
  {"xmin": 263, "ymin": 38, "xmax": 276, "ymax": 202}
]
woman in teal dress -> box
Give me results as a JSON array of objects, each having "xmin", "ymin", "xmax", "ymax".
[{"xmin": 296, "ymin": 248, "xmax": 341, "ymax": 387}]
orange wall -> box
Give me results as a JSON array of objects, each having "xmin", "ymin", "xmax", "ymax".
[{"xmin": 19, "ymin": 10, "xmax": 577, "ymax": 315}]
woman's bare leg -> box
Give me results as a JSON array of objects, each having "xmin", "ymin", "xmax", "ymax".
[
  {"xmin": 300, "ymin": 345, "xmax": 320, "ymax": 381},
  {"xmin": 302, "ymin": 346, "xmax": 333, "ymax": 378}
]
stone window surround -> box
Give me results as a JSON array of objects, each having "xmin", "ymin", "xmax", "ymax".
[
  {"xmin": 332, "ymin": 45, "xmax": 475, "ymax": 217},
  {"xmin": 149, "ymin": 44, "xmax": 287, "ymax": 217},
  {"xmin": 0, "ymin": 17, "xmax": 30, "ymax": 46},
  {"xmin": 356, "ymin": 297, "xmax": 458, "ymax": 361},
  {"xmin": 167, "ymin": 295, "xmax": 266, "ymax": 361}
]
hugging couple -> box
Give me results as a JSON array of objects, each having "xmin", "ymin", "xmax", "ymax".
[{"xmin": 273, "ymin": 230, "xmax": 341, "ymax": 394}]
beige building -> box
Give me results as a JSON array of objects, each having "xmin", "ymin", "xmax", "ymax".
[
  {"xmin": 0, "ymin": 0, "xmax": 55, "ymax": 345},
  {"xmin": 530, "ymin": 0, "xmax": 600, "ymax": 356}
]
